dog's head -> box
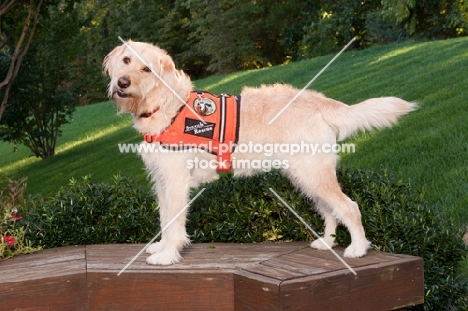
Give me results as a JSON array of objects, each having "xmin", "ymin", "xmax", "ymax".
[{"xmin": 103, "ymin": 41, "xmax": 192, "ymax": 133}]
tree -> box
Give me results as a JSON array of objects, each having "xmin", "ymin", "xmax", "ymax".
[
  {"xmin": 185, "ymin": 0, "xmax": 318, "ymax": 73},
  {"xmin": 381, "ymin": 0, "xmax": 468, "ymax": 37},
  {"xmin": 96, "ymin": 0, "xmax": 465, "ymax": 76},
  {"xmin": 0, "ymin": 0, "xmax": 43, "ymax": 122},
  {"xmin": 0, "ymin": 1, "xmax": 76, "ymax": 159},
  {"xmin": 0, "ymin": 46, "xmax": 75, "ymax": 159}
]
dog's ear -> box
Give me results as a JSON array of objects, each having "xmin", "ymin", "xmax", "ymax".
[
  {"xmin": 103, "ymin": 45, "xmax": 124, "ymax": 76},
  {"xmin": 160, "ymin": 54, "xmax": 175, "ymax": 73}
]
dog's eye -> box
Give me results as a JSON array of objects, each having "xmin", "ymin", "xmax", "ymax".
[
  {"xmin": 123, "ymin": 57, "xmax": 130, "ymax": 64},
  {"xmin": 142, "ymin": 67, "xmax": 151, "ymax": 73}
]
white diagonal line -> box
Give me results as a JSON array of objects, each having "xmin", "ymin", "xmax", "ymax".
[
  {"xmin": 117, "ymin": 37, "xmax": 206, "ymax": 124},
  {"xmin": 268, "ymin": 187, "xmax": 357, "ymax": 275},
  {"xmin": 268, "ymin": 37, "xmax": 356, "ymax": 125},
  {"xmin": 117, "ymin": 188, "xmax": 206, "ymax": 276}
]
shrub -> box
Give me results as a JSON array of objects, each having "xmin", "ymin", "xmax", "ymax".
[
  {"xmin": 188, "ymin": 170, "xmax": 317, "ymax": 243},
  {"xmin": 24, "ymin": 175, "xmax": 159, "ymax": 248},
  {"xmin": 23, "ymin": 169, "xmax": 467, "ymax": 310},
  {"xmin": 1, "ymin": 177, "xmax": 42, "ymax": 261}
]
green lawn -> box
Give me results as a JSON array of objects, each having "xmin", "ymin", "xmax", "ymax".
[
  {"xmin": 0, "ymin": 102, "xmax": 148, "ymax": 196},
  {"xmin": 1, "ymin": 37, "xmax": 467, "ymax": 226}
]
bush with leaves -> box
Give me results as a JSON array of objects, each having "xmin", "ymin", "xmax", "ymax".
[
  {"xmin": 1, "ymin": 177, "xmax": 41, "ymax": 261},
  {"xmin": 23, "ymin": 169, "xmax": 466, "ymax": 309},
  {"xmin": 24, "ymin": 175, "xmax": 159, "ymax": 248}
]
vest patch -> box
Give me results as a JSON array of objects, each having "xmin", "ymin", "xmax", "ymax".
[
  {"xmin": 184, "ymin": 118, "xmax": 215, "ymax": 138},
  {"xmin": 193, "ymin": 97, "xmax": 216, "ymax": 116}
]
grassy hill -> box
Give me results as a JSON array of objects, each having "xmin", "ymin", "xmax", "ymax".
[{"xmin": 1, "ymin": 37, "xmax": 467, "ymax": 226}]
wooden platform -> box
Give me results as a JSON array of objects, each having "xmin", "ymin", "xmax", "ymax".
[{"xmin": 0, "ymin": 242, "xmax": 423, "ymax": 310}]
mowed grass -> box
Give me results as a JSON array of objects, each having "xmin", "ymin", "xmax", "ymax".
[
  {"xmin": 0, "ymin": 37, "xmax": 467, "ymax": 226},
  {"xmin": 0, "ymin": 102, "xmax": 149, "ymax": 196}
]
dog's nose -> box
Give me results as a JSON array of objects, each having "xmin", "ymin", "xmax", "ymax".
[{"xmin": 117, "ymin": 77, "xmax": 131, "ymax": 89}]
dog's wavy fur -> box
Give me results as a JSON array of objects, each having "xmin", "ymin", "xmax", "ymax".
[{"xmin": 104, "ymin": 41, "xmax": 417, "ymax": 265}]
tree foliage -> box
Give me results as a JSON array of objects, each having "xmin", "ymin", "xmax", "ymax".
[
  {"xmin": 0, "ymin": 0, "xmax": 44, "ymax": 122},
  {"xmin": 79, "ymin": 0, "xmax": 468, "ymax": 80},
  {"xmin": 0, "ymin": 1, "xmax": 76, "ymax": 158},
  {"xmin": 381, "ymin": 0, "xmax": 468, "ymax": 37}
]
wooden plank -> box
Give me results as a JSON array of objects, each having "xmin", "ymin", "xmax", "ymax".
[
  {"xmin": 0, "ymin": 246, "xmax": 87, "ymax": 310},
  {"xmin": 258, "ymin": 257, "xmax": 331, "ymax": 277},
  {"xmin": 292, "ymin": 247, "xmax": 408, "ymax": 266},
  {"xmin": 85, "ymin": 243, "xmax": 285, "ymax": 311},
  {"xmin": 0, "ymin": 256, "xmax": 86, "ymax": 283},
  {"xmin": 85, "ymin": 242, "xmax": 308, "ymax": 272},
  {"xmin": 1, "ymin": 274, "xmax": 88, "ymax": 311},
  {"xmin": 0, "ymin": 245, "xmax": 85, "ymax": 275},
  {"xmin": 279, "ymin": 256, "xmax": 424, "ymax": 311},
  {"xmin": 88, "ymin": 271, "xmax": 233, "ymax": 311},
  {"xmin": 233, "ymin": 247, "xmax": 424, "ymax": 311},
  {"xmin": 84, "ymin": 243, "xmax": 305, "ymax": 311},
  {"xmin": 242, "ymin": 263, "xmax": 309, "ymax": 281},
  {"xmin": 241, "ymin": 247, "xmax": 408, "ymax": 282},
  {"xmin": 234, "ymin": 270, "xmax": 282, "ymax": 311}
]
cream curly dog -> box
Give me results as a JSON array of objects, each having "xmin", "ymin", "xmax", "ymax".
[{"xmin": 104, "ymin": 41, "xmax": 416, "ymax": 265}]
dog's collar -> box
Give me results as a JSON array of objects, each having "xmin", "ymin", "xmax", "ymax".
[{"xmin": 139, "ymin": 107, "xmax": 160, "ymax": 119}]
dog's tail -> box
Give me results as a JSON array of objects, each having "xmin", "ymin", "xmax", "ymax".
[{"xmin": 322, "ymin": 97, "xmax": 417, "ymax": 141}]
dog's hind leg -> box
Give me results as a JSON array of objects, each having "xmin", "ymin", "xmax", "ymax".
[{"xmin": 285, "ymin": 156, "xmax": 371, "ymax": 258}]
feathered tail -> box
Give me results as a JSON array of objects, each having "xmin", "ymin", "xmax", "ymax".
[{"xmin": 321, "ymin": 97, "xmax": 418, "ymax": 141}]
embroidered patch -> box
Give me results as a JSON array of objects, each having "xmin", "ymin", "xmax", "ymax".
[
  {"xmin": 193, "ymin": 97, "xmax": 216, "ymax": 116},
  {"xmin": 184, "ymin": 118, "xmax": 215, "ymax": 138}
]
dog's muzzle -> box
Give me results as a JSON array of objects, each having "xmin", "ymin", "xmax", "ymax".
[{"xmin": 114, "ymin": 77, "xmax": 131, "ymax": 98}]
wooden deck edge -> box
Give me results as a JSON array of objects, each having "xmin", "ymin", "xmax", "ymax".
[
  {"xmin": 0, "ymin": 244, "xmax": 424, "ymax": 310},
  {"xmin": 279, "ymin": 256, "xmax": 425, "ymax": 310},
  {"xmin": 233, "ymin": 257, "xmax": 424, "ymax": 311},
  {"xmin": 0, "ymin": 246, "xmax": 88, "ymax": 310}
]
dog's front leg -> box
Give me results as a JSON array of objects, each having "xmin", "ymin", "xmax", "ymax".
[{"xmin": 145, "ymin": 158, "xmax": 192, "ymax": 265}]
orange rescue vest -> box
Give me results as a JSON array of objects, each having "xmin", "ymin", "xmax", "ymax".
[{"xmin": 144, "ymin": 91, "xmax": 241, "ymax": 172}]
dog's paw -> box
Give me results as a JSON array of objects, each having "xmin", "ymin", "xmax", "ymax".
[
  {"xmin": 343, "ymin": 240, "xmax": 371, "ymax": 258},
  {"xmin": 310, "ymin": 237, "xmax": 337, "ymax": 250},
  {"xmin": 146, "ymin": 242, "xmax": 165, "ymax": 254},
  {"xmin": 146, "ymin": 249, "xmax": 181, "ymax": 266}
]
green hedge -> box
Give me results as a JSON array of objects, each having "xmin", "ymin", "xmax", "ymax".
[
  {"xmin": 22, "ymin": 169, "xmax": 467, "ymax": 310},
  {"xmin": 1, "ymin": 177, "xmax": 42, "ymax": 261},
  {"xmin": 24, "ymin": 175, "xmax": 159, "ymax": 247}
]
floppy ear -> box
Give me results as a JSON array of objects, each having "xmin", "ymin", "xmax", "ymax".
[
  {"xmin": 160, "ymin": 54, "xmax": 175, "ymax": 73},
  {"xmin": 103, "ymin": 45, "xmax": 124, "ymax": 76}
]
